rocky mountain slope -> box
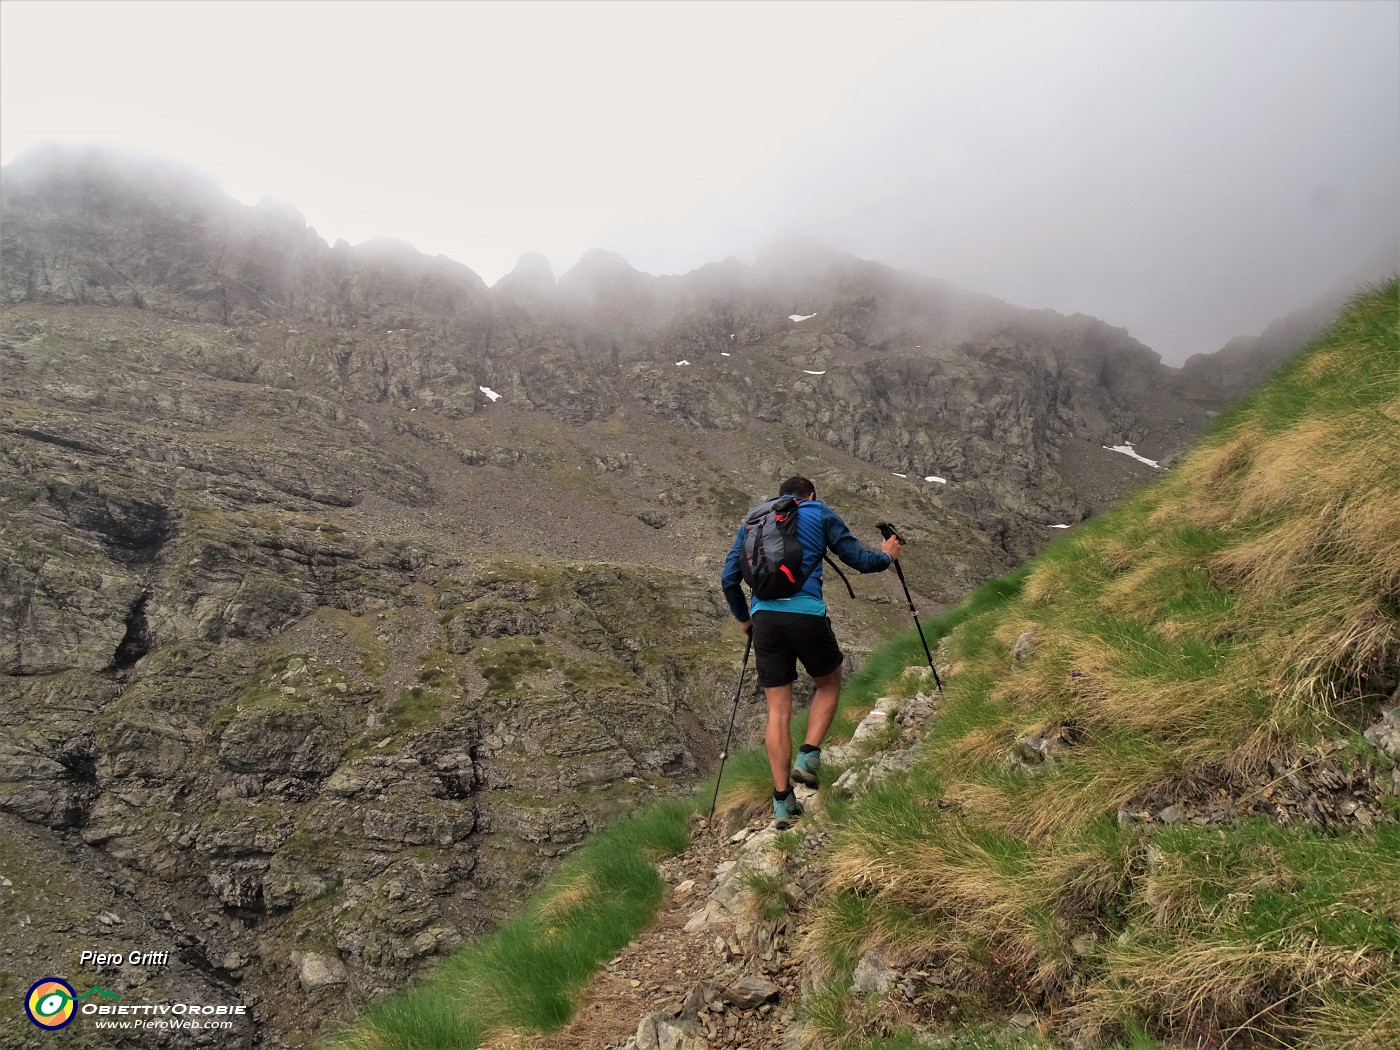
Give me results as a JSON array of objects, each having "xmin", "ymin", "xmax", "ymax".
[{"xmin": 0, "ymin": 143, "xmax": 1324, "ymax": 1047}]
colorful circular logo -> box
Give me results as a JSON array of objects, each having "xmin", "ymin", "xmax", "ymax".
[{"xmin": 26, "ymin": 978, "xmax": 77, "ymax": 1030}]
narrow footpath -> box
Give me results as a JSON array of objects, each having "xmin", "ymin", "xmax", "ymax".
[{"xmin": 497, "ymin": 670, "xmax": 944, "ymax": 1050}]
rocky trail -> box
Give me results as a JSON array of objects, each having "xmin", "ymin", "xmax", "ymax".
[
  {"xmin": 498, "ymin": 672, "xmax": 945, "ymax": 1050},
  {"xmin": 504, "ymin": 681, "xmax": 1400, "ymax": 1050}
]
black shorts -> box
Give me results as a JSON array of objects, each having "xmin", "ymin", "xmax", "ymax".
[{"xmin": 751, "ymin": 611, "xmax": 844, "ymax": 688}]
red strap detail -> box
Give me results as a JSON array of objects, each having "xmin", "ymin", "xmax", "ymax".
[{"xmin": 780, "ymin": 565, "xmax": 796, "ymax": 583}]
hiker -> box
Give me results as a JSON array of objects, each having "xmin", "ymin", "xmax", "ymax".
[{"xmin": 720, "ymin": 475, "xmax": 901, "ymax": 828}]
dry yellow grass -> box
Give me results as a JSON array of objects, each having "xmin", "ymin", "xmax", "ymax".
[
  {"xmin": 992, "ymin": 614, "xmax": 1041, "ymax": 650},
  {"xmin": 1309, "ymin": 976, "xmax": 1400, "ymax": 1050},
  {"xmin": 1022, "ymin": 556, "xmax": 1080, "ymax": 604},
  {"xmin": 535, "ymin": 875, "xmax": 595, "ymax": 924},
  {"xmin": 949, "ymin": 722, "xmax": 1021, "ymax": 767},
  {"xmin": 1079, "ymin": 937, "xmax": 1392, "ymax": 1043},
  {"xmin": 1097, "ymin": 558, "xmax": 1189, "ymax": 623},
  {"xmin": 1006, "ymin": 764, "xmax": 1183, "ymax": 839},
  {"xmin": 828, "ymin": 819, "xmax": 1043, "ymax": 940},
  {"xmin": 991, "ymin": 647, "xmax": 1074, "ymax": 712},
  {"xmin": 476, "ymin": 1033, "xmax": 539, "ymax": 1050}
]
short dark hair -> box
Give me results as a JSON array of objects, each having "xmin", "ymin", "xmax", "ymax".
[{"xmin": 779, "ymin": 475, "xmax": 816, "ymax": 499}]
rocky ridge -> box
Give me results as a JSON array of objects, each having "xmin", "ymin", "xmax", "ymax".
[{"xmin": 1, "ymin": 143, "xmax": 1254, "ymax": 560}]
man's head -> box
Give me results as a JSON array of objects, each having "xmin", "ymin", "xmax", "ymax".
[{"xmin": 779, "ymin": 475, "xmax": 816, "ymax": 500}]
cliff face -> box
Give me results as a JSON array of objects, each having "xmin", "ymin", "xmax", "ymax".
[
  {"xmin": 0, "ymin": 144, "xmax": 1269, "ymax": 1046},
  {"xmin": 0, "ymin": 302, "xmax": 811, "ymax": 1047}
]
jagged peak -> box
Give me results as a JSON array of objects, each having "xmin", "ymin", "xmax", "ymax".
[
  {"xmin": 683, "ymin": 256, "xmax": 750, "ymax": 280},
  {"xmin": 562, "ymin": 248, "xmax": 641, "ymax": 279},
  {"xmin": 495, "ymin": 251, "xmax": 556, "ymax": 288},
  {"xmin": 557, "ymin": 249, "xmax": 654, "ymax": 309}
]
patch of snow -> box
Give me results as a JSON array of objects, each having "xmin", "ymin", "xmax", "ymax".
[
  {"xmin": 924, "ymin": 475, "xmax": 947, "ymax": 484},
  {"xmin": 479, "ymin": 386, "xmax": 502, "ymax": 402},
  {"xmin": 892, "ymin": 472, "xmax": 907, "ymax": 478},
  {"xmin": 1103, "ymin": 443, "xmax": 1161, "ymax": 469},
  {"xmin": 789, "ymin": 313, "xmax": 816, "ymax": 322},
  {"xmin": 721, "ymin": 352, "xmax": 731, "ymax": 357},
  {"xmin": 803, "ymin": 369, "xmax": 826, "ymax": 375},
  {"xmin": 1049, "ymin": 524, "xmax": 1071, "ymax": 529},
  {"xmin": 676, "ymin": 360, "xmax": 691, "ymax": 367}
]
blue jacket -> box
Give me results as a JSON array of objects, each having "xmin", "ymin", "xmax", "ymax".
[{"xmin": 721, "ymin": 498, "xmax": 891, "ymax": 620}]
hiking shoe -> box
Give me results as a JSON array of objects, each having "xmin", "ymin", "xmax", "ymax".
[
  {"xmin": 791, "ymin": 748, "xmax": 821, "ymax": 788},
  {"xmin": 773, "ymin": 791, "xmax": 804, "ymax": 830}
]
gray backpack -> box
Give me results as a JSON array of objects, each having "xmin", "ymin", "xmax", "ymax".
[{"xmin": 739, "ymin": 496, "xmax": 807, "ymax": 600}]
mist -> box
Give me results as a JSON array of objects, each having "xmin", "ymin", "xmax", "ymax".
[
  {"xmin": 597, "ymin": 3, "xmax": 1400, "ymax": 362},
  {"xmin": 2, "ymin": 0, "xmax": 1397, "ymax": 363}
]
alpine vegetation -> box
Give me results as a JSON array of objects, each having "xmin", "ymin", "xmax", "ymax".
[{"xmin": 812, "ymin": 281, "xmax": 1400, "ymax": 1047}]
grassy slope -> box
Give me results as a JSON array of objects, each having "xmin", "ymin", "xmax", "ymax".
[
  {"xmin": 816, "ymin": 281, "xmax": 1400, "ymax": 1048},
  {"xmin": 331, "ymin": 282, "xmax": 1397, "ymax": 1050}
]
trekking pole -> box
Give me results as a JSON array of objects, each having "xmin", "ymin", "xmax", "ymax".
[
  {"xmin": 875, "ymin": 522, "xmax": 944, "ymax": 692},
  {"xmin": 707, "ymin": 633, "xmax": 753, "ymax": 823}
]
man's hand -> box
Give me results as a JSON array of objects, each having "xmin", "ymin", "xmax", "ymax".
[
  {"xmin": 881, "ymin": 535, "xmax": 902, "ymax": 560},
  {"xmin": 741, "ymin": 620, "xmax": 752, "ymax": 634}
]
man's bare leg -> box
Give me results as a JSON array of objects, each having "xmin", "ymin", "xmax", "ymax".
[
  {"xmin": 768, "ymin": 663, "xmax": 843, "ymax": 792},
  {"xmin": 765, "ymin": 683, "xmax": 794, "ymax": 792},
  {"xmin": 804, "ymin": 665, "xmax": 843, "ymax": 748}
]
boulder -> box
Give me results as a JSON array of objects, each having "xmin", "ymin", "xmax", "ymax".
[
  {"xmin": 850, "ymin": 949, "xmax": 898, "ymax": 997},
  {"xmin": 725, "ymin": 975, "xmax": 780, "ymax": 1009},
  {"xmin": 1364, "ymin": 708, "xmax": 1400, "ymax": 762},
  {"xmin": 635, "ymin": 1013, "xmax": 708, "ymax": 1050},
  {"xmin": 298, "ymin": 952, "xmax": 348, "ymax": 991}
]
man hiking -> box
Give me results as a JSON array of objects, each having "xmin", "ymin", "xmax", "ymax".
[{"xmin": 720, "ymin": 475, "xmax": 901, "ymax": 828}]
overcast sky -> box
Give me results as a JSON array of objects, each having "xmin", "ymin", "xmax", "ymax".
[{"xmin": 2, "ymin": 0, "xmax": 1397, "ymax": 362}]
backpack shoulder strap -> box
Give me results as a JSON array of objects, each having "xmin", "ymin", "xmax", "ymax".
[{"xmin": 823, "ymin": 553, "xmax": 856, "ymax": 599}]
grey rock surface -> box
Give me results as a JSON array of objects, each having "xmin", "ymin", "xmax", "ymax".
[{"xmin": 1364, "ymin": 708, "xmax": 1400, "ymax": 762}]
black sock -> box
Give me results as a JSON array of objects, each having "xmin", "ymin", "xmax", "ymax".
[
  {"xmin": 799, "ymin": 744, "xmax": 820, "ymax": 754},
  {"xmin": 773, "ymin": 787, "xmax": 792, "ymax": 801}
]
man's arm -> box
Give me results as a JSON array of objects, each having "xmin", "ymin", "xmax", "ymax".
[
  {"xmin": 720, "ymin": 525, "xmax": 752, "ymax": 622},
  {"xmin": 824, "ymin": 507, "xmax": 896, "ymax": 573}
]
